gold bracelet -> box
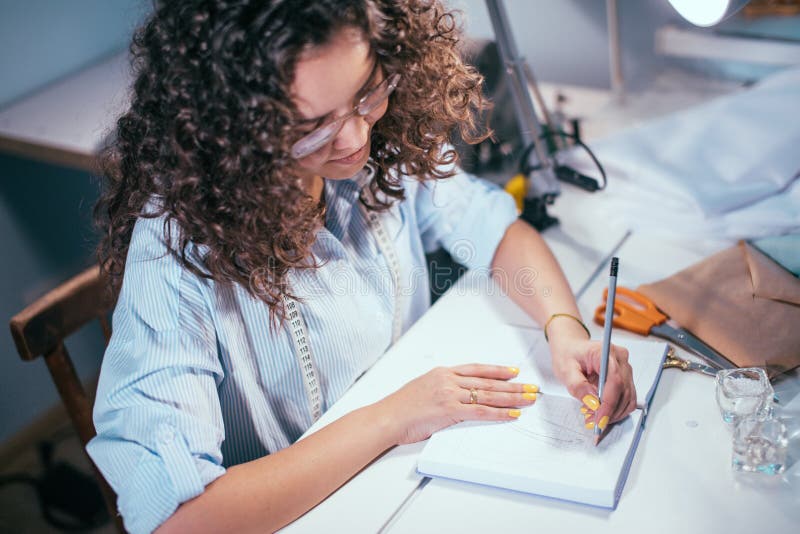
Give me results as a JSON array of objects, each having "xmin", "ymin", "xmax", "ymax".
[{"xmin": 544, "ymin": 313, "xmax": 591, "ymax": 342}]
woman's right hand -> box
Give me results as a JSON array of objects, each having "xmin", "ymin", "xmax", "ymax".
[{"xmin": 377, "ymin": 364, "xmax": 539, "ymax": 445}]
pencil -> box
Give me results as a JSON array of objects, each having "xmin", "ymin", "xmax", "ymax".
[{"xmin": 595, "ymin": 257, "xmax": 619, "ymax": 445}]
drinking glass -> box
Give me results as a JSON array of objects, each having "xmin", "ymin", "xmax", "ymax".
[
  {"xmin": 732, "ymin": 412, "xmax": 788, "ymax": 475},
  {"xmin": 715, "ymin": 367, "xmax": 773, "ymax": 425}
]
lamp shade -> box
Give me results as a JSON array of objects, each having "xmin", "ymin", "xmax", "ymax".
[{"xmin": 667, "ymin": 0, "xmax": 750, "ymax": 27}]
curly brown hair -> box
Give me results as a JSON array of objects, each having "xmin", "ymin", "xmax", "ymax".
[{"xmin": 96, "ymin": 0, "xmax": 488, "ymax": 322}]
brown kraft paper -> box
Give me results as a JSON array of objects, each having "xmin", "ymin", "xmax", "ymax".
[{"xmin": 637, "ymin": 241, "xmax": 800, "ymax": 377}]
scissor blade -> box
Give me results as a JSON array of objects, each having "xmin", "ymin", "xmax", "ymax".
[
  {"xmin": 650, "ymin": 323, "xmax": 734, "ymax": 370},
  {"xmin": 684, "ymin": 361, "xmax": 719, "ymax": 377}
]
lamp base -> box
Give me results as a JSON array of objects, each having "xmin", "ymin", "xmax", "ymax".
[{"xmin": 520, "ymin": 196, "xmax": 558, "ymax": 231}]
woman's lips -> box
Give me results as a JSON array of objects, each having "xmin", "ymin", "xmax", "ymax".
[{"xmin": 330, "ymin": 143, "xmax": 367, "ymax": 164}]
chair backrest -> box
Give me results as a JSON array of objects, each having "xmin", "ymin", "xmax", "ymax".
[{"xmin": 9, "ymin": 264, "xmax": 123, "ymax": 532}]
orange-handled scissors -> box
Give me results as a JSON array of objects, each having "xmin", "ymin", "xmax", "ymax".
[{"xmin": 594, "ymin": 286, "xmax": 734, "ymax": 370}]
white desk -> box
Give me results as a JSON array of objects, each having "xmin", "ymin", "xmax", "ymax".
[
  {"xmin": 281, "ymin": 186, "xmax": 800, "ymax": 534},
  {"xmin": 0, "ymin": 52, "xmax": 130, "ymax": 170},
  {"xmin": 390, "ymin": 233, "xmax": 800, "ymax": 534}
]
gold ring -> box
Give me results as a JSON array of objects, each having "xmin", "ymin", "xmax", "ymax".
[{"xmin": 469, "ymin": 388, "xmax": 478, "ymax": 404}]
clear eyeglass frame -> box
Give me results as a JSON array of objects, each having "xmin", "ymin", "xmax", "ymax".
[{"xmin": 290, "ymin": 72, "xmax": 401, "ymax": 160}]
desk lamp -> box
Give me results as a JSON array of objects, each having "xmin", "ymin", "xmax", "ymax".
[
  {"xmin": 667, "ymin": 0, "xmax": 750, "ymax": 27},
  {"xmin": 482, "ymin": 0, "xmax": 750, "ymax": 231},
  {"xmin": 485, "ymin": 0, "xmax": 604, "ymax": 231}
]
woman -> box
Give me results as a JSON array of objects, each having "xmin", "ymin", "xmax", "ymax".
[{"xmin": 90, "ymin": 1, "xmax": 636, "ymax": 532}]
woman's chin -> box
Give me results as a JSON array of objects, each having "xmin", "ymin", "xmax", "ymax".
[{"xmin": 320, "ymin": 143, "xmax": 371, "ymax": 179}]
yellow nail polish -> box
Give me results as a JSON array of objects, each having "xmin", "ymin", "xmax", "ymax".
[
  {"xmin": 508, "ymin": 409, "xmax": 522, "ymax": 418},
  {"xmin": 598, "ymin": 416, "xmax": 609, "ymax": 431},
  {"xmin": 582, "ymin": 394, "xmax": 600, "ymax": 411},
  {"xmin": 584, "ymin": 413, "xmax": 592, "ymax": 420},
  {"xmin": 523, "ymin": 392, "xmax": 538, "ymax": 401},
  {"xmin": 508, "ymin": 367, "xmax": 520, "ymax": 376},
  {"xmin": 585, "ymin": 421, "xmax": 595, "ymax": 429},
  {"xmin": 523, "ymin": 384, "xmax": 539, "ymax": 393},
  {"xmin": 580, "ymin": 406, "xmax": 588, "ymax": 414}
]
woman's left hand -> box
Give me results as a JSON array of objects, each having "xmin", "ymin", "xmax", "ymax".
[{"xmin": 549, "ymin": 333, "xmax": 637, "ymax": 433}]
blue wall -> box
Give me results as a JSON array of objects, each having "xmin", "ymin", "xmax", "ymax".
[
  {"xmin": 0, "ymin": 0, "xmax": 148, "ymax": 108},
  {"xmin": 0, "ymin": 0, "xmax": 148, "ymax": 443},
  {"xmin": 1, "ymin": 155, "xmax": 106, "ymax": 441}
]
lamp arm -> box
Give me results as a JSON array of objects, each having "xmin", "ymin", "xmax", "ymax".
[{"xmin": 484, "ymin": 0, "xmax": 560, "ymax": 199}]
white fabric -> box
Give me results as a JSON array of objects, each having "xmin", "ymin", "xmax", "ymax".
[{"xmin": 566, "ymin": 66, "xmax": 800, "ymax": 242}]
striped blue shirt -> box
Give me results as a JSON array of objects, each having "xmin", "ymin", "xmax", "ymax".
[{"xmin": 87, "ymin": 164, "xmax": 518, "ymax": 533}]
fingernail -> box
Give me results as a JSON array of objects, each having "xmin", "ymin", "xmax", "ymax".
[
  {"xmin": 580, "ymin": 406, "xmax": 588, "ymax": 414},
  {"xmin": 523, "ymin": 392, "xmax": 538, "ymax": 401},
  {"xmin": 598, "ymin": 416, "xmax": 609, "ymax": 431},
  {"xmin": 508, "ymin": 367, "xmax": 520, "ymax": 376},
  {"xmin": 508, "ymin": 409, "xmax": 522, "ymax": 418},
  {"xmin": 584, "ymin": 413, "xmax": 592, "ymax": 420},
  {"xmin": 585, "ymin": 421, "xmax": 595, "ymax": 429},
  {"xmin": 523, "ymin": 384, "xmax": 539, "ymax": 393},
  {"xmin": 582, "ymin": 394, "xmax": 600, "ymax": 411}
]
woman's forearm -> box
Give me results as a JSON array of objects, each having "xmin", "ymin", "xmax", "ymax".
[
  {"xmin": 490, "ymin": 220, "xmax": 589, "ymax": 341},
  {"xmin": 491, "ymin": 217, "xmax": 637, "ymax": 426},
  {"xmin": 157, "ymin": 402, "xmax": 396, "ymax": 534}
]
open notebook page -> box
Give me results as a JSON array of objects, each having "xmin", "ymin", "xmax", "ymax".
[{"xmin": 418, "ymin": 328, "xmax": 667, "ymax": 507}]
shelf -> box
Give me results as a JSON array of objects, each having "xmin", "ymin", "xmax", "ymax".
[{"xmin": 656, "ymin": 23, "xmax": 800, "ymax": 65}]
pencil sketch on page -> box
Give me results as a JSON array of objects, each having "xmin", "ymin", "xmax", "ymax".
[{"xmin": 506, "ymin": 394, "xmax": 624, "ymax": 452}]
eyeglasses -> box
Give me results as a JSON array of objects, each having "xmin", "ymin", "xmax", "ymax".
[{"xmin": 290, "ymin": 72, "xmax": 401, "ymax": 159}]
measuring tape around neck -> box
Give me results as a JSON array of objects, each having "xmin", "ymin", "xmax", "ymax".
[
  {"xmin": 283, "ymin": 295, "xmax": 322, "ymax": 422},
  {"xmin": 358, "ymin": 197, "xmax": 404, "ymax": 344},
  {"xmin": 283, "ymin": 179, "xmax": 403, "ymax": 423}
]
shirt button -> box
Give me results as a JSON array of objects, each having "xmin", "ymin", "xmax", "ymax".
[{"xmin": 157, "ymin": 424, "xmax": 176, "ymax": 444}]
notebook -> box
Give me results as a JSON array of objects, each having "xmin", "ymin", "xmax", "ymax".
[{"xmin": 417, "ymin": 327, "xmax": 668, "ymax": 509}]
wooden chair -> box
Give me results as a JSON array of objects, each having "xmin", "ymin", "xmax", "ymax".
[{"xmin": 9, "ymin": 265, "xmax": 125, "ymax": 533}]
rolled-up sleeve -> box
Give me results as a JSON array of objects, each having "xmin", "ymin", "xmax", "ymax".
[
  {"xmin": 414, "ymin": 165, "xmax": 518, "ymax": 270},
  {"xmin": 87, "ymin": 216, "xmax": 226, "ymax": 534}
]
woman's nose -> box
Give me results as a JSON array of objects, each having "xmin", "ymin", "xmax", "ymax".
[{"xmin": 332, "ymin": 114, "xmax": 369, "ymax": 153}]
